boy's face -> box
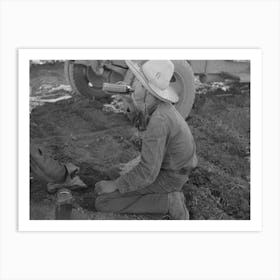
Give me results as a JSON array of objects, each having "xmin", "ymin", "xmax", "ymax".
[{"xmin": 131, "ymin": 79, "xmax": 148, "ymax": 111}]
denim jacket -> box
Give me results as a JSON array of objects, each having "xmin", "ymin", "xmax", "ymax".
[{"xmin": 115, "ymin": 102, "xmax": 197, "ymax": 194}]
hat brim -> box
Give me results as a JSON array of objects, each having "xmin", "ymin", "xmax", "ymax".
[{"xmin": 125, "ymin": 60, "xmax": 179, "ymax": 104}]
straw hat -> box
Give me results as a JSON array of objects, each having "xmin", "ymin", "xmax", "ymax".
[{"xmin": 125, "ymin": 60, "xmax": 179, "ymax": 103}]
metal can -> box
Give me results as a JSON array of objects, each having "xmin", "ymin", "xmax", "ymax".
[{"xmin": 55, "ymin": 188, "xmax": 73, "ymax": 220}]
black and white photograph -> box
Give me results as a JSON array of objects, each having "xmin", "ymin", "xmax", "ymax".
[
  {"xmin": 1, "ymin": 1, "xmax": 279, "ymax": 280},
  {"xmin": 28, "ymin": 58, "xmax": 251, "ymax": 221}
]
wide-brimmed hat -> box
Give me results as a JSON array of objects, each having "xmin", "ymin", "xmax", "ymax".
[{"xmin": 125, "ymin": 60, "xmax": 179, "ymax": 103}]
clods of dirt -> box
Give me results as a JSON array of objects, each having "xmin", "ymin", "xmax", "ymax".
[{"xmin": 184, "ymin": 86, "xmax": 250, "ymax": 220}]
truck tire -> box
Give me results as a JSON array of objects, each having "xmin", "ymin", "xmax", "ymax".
[{"xmin": 171, "ymin": 60, "xmax": 195, "ymax": 119}]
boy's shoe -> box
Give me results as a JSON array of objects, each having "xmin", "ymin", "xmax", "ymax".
[{"xmin": 168, "ymin": 192, "xmax": 189, "ymax": 220}]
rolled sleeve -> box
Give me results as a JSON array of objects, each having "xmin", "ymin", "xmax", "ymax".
[{"xmin": 115, "ymin": 116, "xmax": 168, "ymax": 193}]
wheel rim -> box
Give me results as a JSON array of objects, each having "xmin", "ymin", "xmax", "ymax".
[{"xmin": 86, "ymin": 66, "xmax": 107, "ymax": 90}]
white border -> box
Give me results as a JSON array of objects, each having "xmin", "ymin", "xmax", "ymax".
[{"xmin": 19, "ymin": 49, "xmax": 262, "ymax": 232}]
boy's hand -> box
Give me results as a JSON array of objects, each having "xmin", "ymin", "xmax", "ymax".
[{"xmin": 95, "ymin": 180, "xmax": 117, "ymax": 195}]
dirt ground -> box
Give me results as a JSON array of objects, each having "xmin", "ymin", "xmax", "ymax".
[{"xmin": 30, "ymin": 62, "xmax": 250, "ymax": 220}]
